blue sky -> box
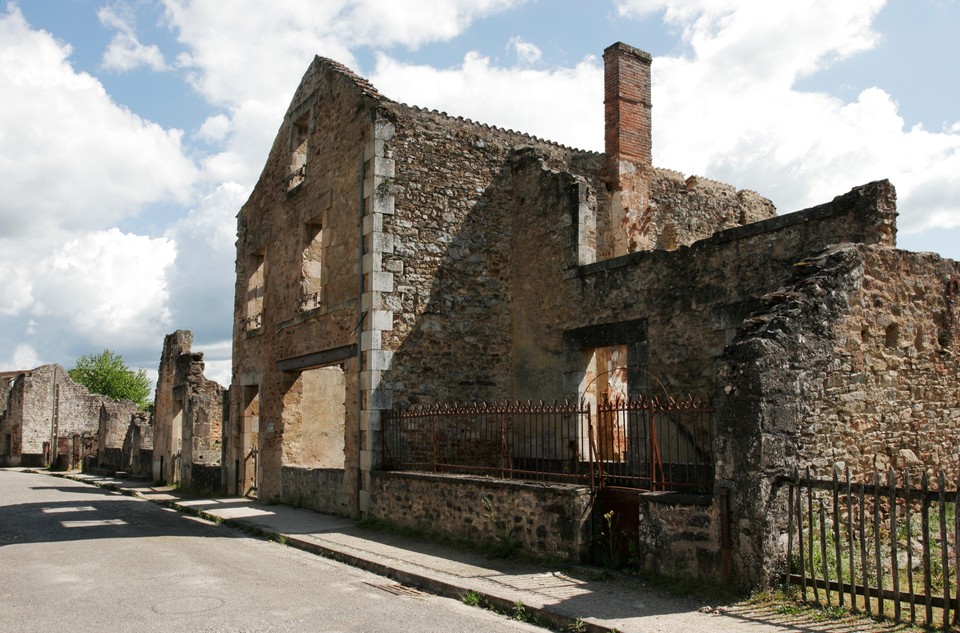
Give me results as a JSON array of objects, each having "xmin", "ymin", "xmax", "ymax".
[{"xmin": 2, "ymin": 0, "xmax": 959, "ymax": 389}]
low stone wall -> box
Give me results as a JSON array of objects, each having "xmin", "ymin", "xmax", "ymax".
[
  {"xmin": 634, "ymin": 491, "xmax": 723, "ymax": 582},
  {"xmin": 99, "ymin": 447, "xmax": 123, "ymax": 471},
  {"xmin": 191, "ymin": 463, "xmax": 224, "ymax": 495},
  {"xmin": 280, "ymin": 466, "xmax": 347, "ymax": 515},
  {"xmin": 370, "ymin": 471, "xmax": 593, "ymax": 561}
]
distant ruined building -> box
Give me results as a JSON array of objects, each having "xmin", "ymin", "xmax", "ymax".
[
  {"xmin": 0, "ymin": 330, "xmax": 225, "ymax": 490},
  {"xmin": 0, "ymin": 364, "xmax": 139, "ymax": 470},
  {"xmin": 152, "ymin": 330, "xmax": 226, "ymax": 489}
]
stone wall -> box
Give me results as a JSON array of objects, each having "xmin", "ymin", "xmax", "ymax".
[
  {"xmin": 120, "ymin": 412, "xmax": 152, "ymax": 478},
  {"xmin": 634, "ymin": 492, "xmax": 722, "ymax": 582},
  {"xmin": 0, "ymin": 365, "xmax": 104, "ymax": 466},
  {"xmin": 153, "ymin": 330, "xmax": 191, "ymax": 482},
  {"xmin": 280, "ymin": 466, "xmax": 348, "ymax": 515},
  {"xmin": 715, "ymin": 242, "xmax": 960, "ymax": 587},
  {"xmin": 97, "ymin": 400, "xmax": 140, "ymax": 471},
  {"xmin": 370, "ymin": 471, "xmax": 593, "ymax": 561},
  {"xmin": 229, "ymin": 56, "xmax": 376, "ymax": 504},
  {"xmin": 191, "ymin": 463, "xmax": 223, "ymax": 494},
  {"xmin": 154, "ymin": 330, "xmax": 225, "ymax": 488},
  {"xmin": 566, "ymin": 180, "xmax": 898, "ymax": 400}
]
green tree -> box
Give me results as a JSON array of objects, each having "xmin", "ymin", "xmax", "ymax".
[{"xmin": 69, "ymin": 349, "xmax": 152, "ymax": 409}]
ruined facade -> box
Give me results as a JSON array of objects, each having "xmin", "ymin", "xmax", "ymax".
[
  {"xmin": 96, "ymin": 401, "xmax": 150, "ymax": 477},
  {"xmin": 0, "ymin": 364, "xmax": 116, "ymax": 468},
  {"xmin": 153, "ymin": 330, "xmax": 226, "ymax": 490},
  {"xmin": 230, "ymin": 42, "xmax": 959, "ymax": 585}
]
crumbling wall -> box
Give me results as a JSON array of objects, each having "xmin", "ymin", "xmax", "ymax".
[
  {"xmin": 229, "ymin": 57, "xmax": 379, "ymax": 503},
  {"xmin": 120, "ymin": 411, "xmax": 152, "ymax": 478},
  {"xmin": 797, "ymin": 247, "xmax": 960, "ymax": 483},
  {"xmin": 153, "ymin": 330, "xmax": 192, "ymax": 482},
  {"xmin": 1, "ymin": 365, "xmax": 103, "ymax": 467},
  {"xmin": 715, "ymin": 242, "xmax": 960, "ymax": 588},
  {"xmin": 97, "ymin": 399, "xmax": 141, "ymax": 471},
  {"xmin": 380, "ymin": 104, "xmax": 602, "ymax": 407},
  {"xmin": 572, "ymin": 180, "xmax": 899, "ymax": 399},
  {"xmin": 153, "ymin": 330, "xmax": 225, "ymax": 488},
  {"xmin": 0, "ymin": 373, "xmax": 23, "ymax": 464}
]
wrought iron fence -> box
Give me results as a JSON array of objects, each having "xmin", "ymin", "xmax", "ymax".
[
  {"xmin": 786, "ymin": 467, "xmax": 960, "ymax": 630},
  {"xmin": 380, "ymin": 401, "xmax": 595, "ymax": 485},
  {"xmin": 594, "ymin": 395, "xmax": 713, "ymax": 492},
  {"xmin": 379, "ymin": 395, "xmax": 714, "ymax": 492}
]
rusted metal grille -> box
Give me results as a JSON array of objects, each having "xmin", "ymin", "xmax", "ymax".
[
  {"xmin": 380, "ymin": 396, "xmax": 713, "ymax": 493},
  {"xmin": 380, "ymin": 401, "xmax": 595, "ymax": 486},
  {"xmin": 594, "ymin": 395, "xmax": 714, "ymax": 492}
]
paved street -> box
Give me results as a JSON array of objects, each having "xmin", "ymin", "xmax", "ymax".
[{"xmin": 0, "ymin": 469, "xmax": 542, "ymax": 633}]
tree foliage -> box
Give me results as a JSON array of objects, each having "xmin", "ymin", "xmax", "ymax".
[{"xmin": 69, "ymin": 349, "xmax": 152, "ymax": 409}]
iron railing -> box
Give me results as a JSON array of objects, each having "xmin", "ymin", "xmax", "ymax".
[
  {"xmin": 594, "ymin": 395, "xmax": 714, "ymax": 492},
  {"xmin": 380, "ymin": 401, "xmax": 595, "ymax": 486},
  {"xmin": 380, "ymin": 396, "xmax": 714, "ymax": 492},
  {"xmin": 786, "ymin": 467, "xmax": 960, "ymax": 630}
]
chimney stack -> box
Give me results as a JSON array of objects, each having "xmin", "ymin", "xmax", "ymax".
[{"xmin": 603, "ymin": 42, "xmax": 652, "ymax": 187}]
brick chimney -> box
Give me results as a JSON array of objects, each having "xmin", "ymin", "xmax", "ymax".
[{"xmin": 604, "ymin": 42, "xmax": 652, "ymax": 188}]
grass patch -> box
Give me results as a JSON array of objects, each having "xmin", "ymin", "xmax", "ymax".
[{"xmin": 459, "ymin": 592, "xmax": 552, "ymax": 629}]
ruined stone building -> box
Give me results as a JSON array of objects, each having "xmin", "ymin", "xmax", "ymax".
[
  {"xmin": 229, "ymin": 42, "xmax": 960, "ymax": 586},
  {"xmin": 0, "ymin": 364, "xmax": 137, "ymax": 469},
  {"xmin": 96, "ymin": 401, "xmax": 151, "ymax": 477},
  {"xmin": 153, "ymin": 330, "xmax": 226, "ymax": 491}
]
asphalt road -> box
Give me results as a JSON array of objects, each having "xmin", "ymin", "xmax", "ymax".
[{"xmin": 0, "ymin": 469, "xmax": 542, "ymax": 633}]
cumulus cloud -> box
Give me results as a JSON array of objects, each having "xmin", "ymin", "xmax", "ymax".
[
  {"xmin": 508, "ymin": 36, "xmax": 542, "ymax": 65},
  {"xmin": 609, "ymin": 0, "xmax": 960, "ymax": 233},
  {"xmin": 0, "ymin": 4, "xmax": 198, "ymax": 237},
  {"xmin": 196, "ymin": 113, "xmax": 231, "ymax": 143},
  {"xmin": 98, "ymin": 5, "xmax": 169, "ymax": 72},
  {"xmin": 33, "ymin": 229, "xmax": 177, "ymax": 345},
  {"xmin": 370, "ymin": 51, "xmax": 603, "ymax": 151},
  {"xmin": 160, "ymin": 182, "xmax": 247, "ymax": 370},
  {"xmin": 0, "ymin": 344, "xmax": 42, "ymax": 371}
]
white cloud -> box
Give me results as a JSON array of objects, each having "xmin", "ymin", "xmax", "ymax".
[
  {"xmin": 98, "ymin": 6, "xmax": 169, "ymax": 72},
  {"xmin": 508, "ymin": 36, "xmax": 542, "ymax": 65},
  {"xmin": 33, "ymin": 229, "xmax": 177, "ymax": 346},
  {"xmin": 0, "ymin": 261, "xmax": 33, "ymax": 316},
  {"xmin": 0, "ymin": 5, "xmax": 198, "ymax": 237},
  {"xmin": 608, "ymin": 0, "xmax": 960, "ymax": 233},
  {"xmin": 0, "ymin": 344, "xmax": 42, "ymax": 371},
  {"xmin": 371, "ymin": 51, "xmax": 603, "ymax": 151},
  {"xmin": 161, "ymin": 182, "xmax": 247, "ymax": 349},
  {"xmin": 197, "ymin": 113, "xmax": 231, "ymax": 143}
]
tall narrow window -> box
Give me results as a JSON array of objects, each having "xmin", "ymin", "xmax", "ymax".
[
  {"xmin": 288, "ymin": 113, "xmax": 309, "ymax": 191},
  {"xmin": 298, "ymin": 223, "xmax": 323, "ymax": 312},
  {"xmin": 245, "ymin": 252, "xmax": 265, "ymax": 331}
]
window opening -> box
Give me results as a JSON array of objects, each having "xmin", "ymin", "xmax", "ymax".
[
  {"xmin": 287, "ymin": 113, "xmax": 309, "ymax": 191},
  {"xmin": 245, "ymin": 252, "xmax": 265, "ymax": 331},
  {"xmin": 298, "ymin": 222, "xmax": 323, "ymax": 312}
]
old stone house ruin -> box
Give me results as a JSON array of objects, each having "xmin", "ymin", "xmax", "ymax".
[
  {"xmin": 152, "ymin": 330, "xmax": 226, "ymax": 490},
  {"xmin": 228, "ymin": 41, "xmax": 959, "ymax": 588},
  {"xmin": 0, "ymin": 364, "xmax": 140, "ymax": 470},
  {"xmin": 0, "ymin": 330, "xmax": 225, "ymax": 489}
]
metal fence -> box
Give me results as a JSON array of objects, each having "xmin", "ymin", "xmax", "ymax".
[
  {"xmin": 594, "ymin": 395, "xmax": 713, "ymax": 492},
  {"xmin": 379, "ymin": 396, "xmax": 714, "ymax": 492},
  {"xmin": 380, "ymin": 400, "xmax": 595, "ymax": 485},
  {"xmin": 786, "ymin": 467, "xmax": 960, "ymax": 630}
]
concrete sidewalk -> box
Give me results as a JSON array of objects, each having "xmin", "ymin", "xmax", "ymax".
[{"xmin": 40, "ymin": 470, "xmax": 882, "ymax": 633}]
